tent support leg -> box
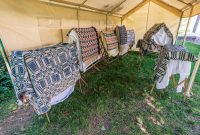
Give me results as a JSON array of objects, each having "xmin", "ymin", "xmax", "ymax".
[
  {"xmin": 170, "ymin": 75, "xmax": 176, "ymax": 88},
  {"xmin": 150, "ymin": 83, "xmax": 156, "ymax": 94},
  {"xmin": 175, "ymin": 12, "xmax": 183, "ymax": 44},
  {"xmin": 184, "ymin": 78, "xmax": 188, "ymax": 100},
  {"xmin": 186, "ymin": 53, "xmax": 200, "ymax": 97},
  {"xmin": 183, "ymin": 6, "xmax": 193, "ymax": 45},
  {"xmin": 45, "ymin": 113, "xmax": 50, "ymax": 123}
]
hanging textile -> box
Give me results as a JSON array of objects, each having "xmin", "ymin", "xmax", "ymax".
[
  {"xmin": 115, "ymin": 25, "xmax": 129, "ymax": 56},
  {"xmin": 137, "ymin": 23, "xmax": 173, "ymax": 55},
  {"xmin": 68, "ymin": 27, "xmax": 101, "ymax": 72},
  {"xmin": 10, "ymin": 43, "xmax": 80, "ymax": 115},
  {"xmin": 100, "ymin": 31, "xmax": 119, "ymax": 57},
  {"xmin": 153, "ymin": 45, "xmax": 196, "ymax": 91},
  {"xmin": 127, "ymin": 30, "xmax": 135, "ymax": 49}
]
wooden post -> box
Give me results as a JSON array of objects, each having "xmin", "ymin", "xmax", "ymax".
[
  {"xmin": 175, "ymin": 12, "xmax": 183, "ymax": 44},
  {"xmin": 145, "ymin": 0, "xmax": 150, "ymax": 32},
  {"xmin": 45, "ymin": 113, "xmax": 50, "ymax": 123},
  {"xmin": 184, "ymin": 78, "xmax": 188, "ymax": 100},
  {"xmin": 186, "ymin": 53, "xmax": 200, "ymax": 96},
  {"xmin": 77, "ymin": 9, "xmax": 80, "ymax": 28},
  {"xmin": 172, "ymin": 75, "xmax": 176, "ymax": 88},
  {"xmin": 106, "ymin": 14, "xmax": 108, "ymax": 31},
  {"xmin": 0, "ymin": 39, "xmax": 12, "ymax": 75},
  {"xmin": 183, "ymin": 6, "xmax": 193, "ymax": 46},
  {"xmin": 150, "ymin": 83, "xmax": 156, "ymax": 94}
]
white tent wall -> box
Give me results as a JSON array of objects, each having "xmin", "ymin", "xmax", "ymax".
[
  {"xmin": 0, "ymin": 0, "xmax": 121, "ymax": 54},
  {"xmin": 1, "ymin": 0, "xmax": 200, "ymax": 54},
  {"xmin": 123, "ymin": 1, "xmax": 181, "ymax": 51}
]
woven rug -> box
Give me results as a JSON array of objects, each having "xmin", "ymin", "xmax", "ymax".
[
  {"xmin": 100, "ymin": 31, "xmax": 119, "ymax": 57},
  {"xmin": 127, "ymin": 30, "xmax": 135, "ymax": 49},
  {"xmin": 115, "ymin": 25, "xmax": 129, "ymax": 55},
  {"xmin": 10, "ymin": 43, "xmax": 80, "ymax": 115},
  {"xmin": 68, "ymin": 27, "xmax": 101, "ymax": 72}
]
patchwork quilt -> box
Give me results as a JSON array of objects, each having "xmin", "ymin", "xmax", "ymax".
[
  {"xmin": 100, "ymin": 31, "xmax": 119, "ymax": 57},
  {"xmin": 137, "ymin": 23, "xmax": 173, "ymax": 55},
  {"xmin": 154, "ymin": 45, "xmax": 196, "ymax": 82},
  {"xmin": 115, "ymin": 25, "xmax": 129, "ymax": 56},
  {"xmin": 127, "ymin": 30, "xmax": 135, "ymax": 49},
  {"xmin": 10, "ymin": 43, "xmax": 80, "ymax": 115},
  {"xmin": 68, "ymin": 27, "xmax": 101, "ymax": 72}
]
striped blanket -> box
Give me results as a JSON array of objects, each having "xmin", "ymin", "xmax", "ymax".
[
  {"xmin": 68, "ymin": 27, "xmax": 101, "ymax": 72},
  {"xmin": 10, "ymin": 43, "xmax": 80, "ymax": 115},
  {"xmin": 137, "ymin": 23, "xmax": 173, "ymax": 55},
  {"xmin": 115, "ymin": 25, "xmax": 129, "ymax": 55},
  {"xmin": 154, "ymin": 45, "xmax": 196, "ymax": 82},
  {"xmin": 100, "ymin": 31, "xmax": 119, "ymax": 57}
]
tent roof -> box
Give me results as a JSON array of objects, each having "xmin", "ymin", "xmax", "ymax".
[{"xmin": 40, "ymin": 0, "xmax": 200, "ymax": 17}]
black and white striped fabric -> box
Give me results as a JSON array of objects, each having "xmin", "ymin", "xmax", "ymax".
[{"xmin": 154, "ymin": 45, "xmax": 197, "ymax": 82}]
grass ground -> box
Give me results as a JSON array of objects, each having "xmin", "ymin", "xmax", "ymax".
[{"xmin": 1, "ymin": 42, "xmax": 200, "ymax": 135}]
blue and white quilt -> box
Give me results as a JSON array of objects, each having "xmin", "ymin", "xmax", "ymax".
[{"xmin": 10, "ymin": 43, "xmax": 80, "ymax": 115}]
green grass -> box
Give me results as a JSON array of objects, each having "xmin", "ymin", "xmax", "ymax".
[{"xmin": 2, "ymin": 42, "xmax": 200, "ymax": 134}]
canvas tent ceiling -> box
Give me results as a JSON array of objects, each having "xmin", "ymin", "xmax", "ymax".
[
  {"xmin": 0, "ymin": 0, "xmax": 200, "ymax": 53},
  {"xmin": 41, "ymin": 0, "xmax": 200, "ymax": 17}
]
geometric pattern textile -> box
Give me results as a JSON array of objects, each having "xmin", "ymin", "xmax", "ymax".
[
  {"xmin": 127, "ymin": 30, "xmax": 135, "ymax": 49},
  {"xmin": 100, "ymin": 31, "xmax": 119, "ymax": 57},
  {"xmin": 10, "ymin": 43, "xmax": 80, "ymax": 115},
  {"xmin": 115, "ymin": 25, "xmax": 129, "ymax": 55},
  {"xmin": 68, "ymin": 27, "xmax": 101, "ymax": 72},
  {"xmin": 137, "ymin": 23, "xmax": 174, "ymax": 55},
  {"xmin": 153, "ymin": 45, "xmax": 197, "ymax": 82}
]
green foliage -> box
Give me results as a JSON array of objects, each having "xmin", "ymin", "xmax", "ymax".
[{"xmin": 0, "ymin": 53, "xmax": 14, "ymax": 101}]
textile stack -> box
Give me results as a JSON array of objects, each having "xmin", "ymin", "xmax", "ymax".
[
  {"xmin": 68, "ymin": 27, "xmax": 102, "ymax": 72},
  {"xmin": 154, "ymin": 45, "xmax": 196, "ymax": 92},
  {"xmin": 10, "ymin": 43, "xmax": 80, "ymax": 115},
  {"xmin": 115, "ymin": 25, "xmax": 129, "ymax": 56},
  {"xmin": 137, "ymin": 23, "xmax": 173, "ymax": 55},
  {"xmin": 100, "ymin": 31, "xmax": 119, "ymax": 57}
]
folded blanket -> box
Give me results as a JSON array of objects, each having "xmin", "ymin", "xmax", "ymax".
[
  {"xmin": 100, "ymin": 31, "xmax": 119, "ymax": 57},
  {"xmin": 115, "ymin": 25, "xmax": 129, "ymax": 55},
  {"xmin": 68, "ymin": 27, "xmax": 101, "ymax": 72},
  {"xmin": 127, "ymin": 30, "xmax": 135, "ymax": 49},
  {"xmin": 154, "ymin": 45, "xmax": 196, "ymax": 83},
  {"xmin": 10, "ymin": 43, "xmax": 80, "ymax": 115},
  {"xmin": 137, "ymin": 23, "xmax": 173, "ymax": 55}
]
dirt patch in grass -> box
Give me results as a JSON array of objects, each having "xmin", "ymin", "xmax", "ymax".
[{"xmin": 0, "ymin": 106, "xmax": 34, "ymax": 135}]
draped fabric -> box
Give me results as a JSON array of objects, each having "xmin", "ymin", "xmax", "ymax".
[
  {"xmin": 10, "ymin": 43, "xmax": 80, "ymax": 115},
  {"xmin": 137, "ymin": 23, "xmax": 174, "ymax": 55},
  {"xmin": 68, "ymin": 27, "xmax": 101, "ymax": 72},
  {"xmin": 154, "ymin": 45, "xmax": 197, "ymax": 83},
  {"xmin": 115, "ymin": 25, "xmax": 129, "ymax": 56},
  {"xmin": 100, "ymin": 31, "xmax": 119, "ymax": 57},
  {"xmin": 127, "ymin": 30, "xmax": 135, "ymax": 49}
]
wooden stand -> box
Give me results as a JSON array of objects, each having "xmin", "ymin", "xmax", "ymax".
[
  {"xmin": 186, "ymin": 53, "xmax": 200, "ymax": 97},
  {"xmin": 150, "ymin": 76, "xmax": 188, "ymax": 99}
]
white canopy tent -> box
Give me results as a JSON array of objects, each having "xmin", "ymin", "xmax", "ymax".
[
  {"xmin": 0, "ymin": 0, "xmax": 200, "ymax": 53},
  {"xmin": 0, "ymin": 0, "xmax": 200, "ymax": 120}
]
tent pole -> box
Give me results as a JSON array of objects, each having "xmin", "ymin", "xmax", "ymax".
[
  {"xmin": 186, "ymin": 52, "xmax": 200, "ymax": 97},
  {"xmin": 175, "ymin": 12, "xmax": 183, "ymax": 44},
  {"xmin": 121, "ymin": 17, "xmax": 123, "ymax": 25},
  {"xmin": 182, "ymin": 6, "xmax": 193, "ymax": 45},
  {"xmin": 77, "ymin": 9, "xmax": 80, "ymax": 28},
  {"xmin": 0, "ymin": 39, "xmax": 12, "ymax": 76},
  {"xmin": 106, "ymin": 14, "xmax": 108, "ymax": 31},
  {"xmin": 145, "ymin": 0, "xmax": 150, "ymax": 32}
]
